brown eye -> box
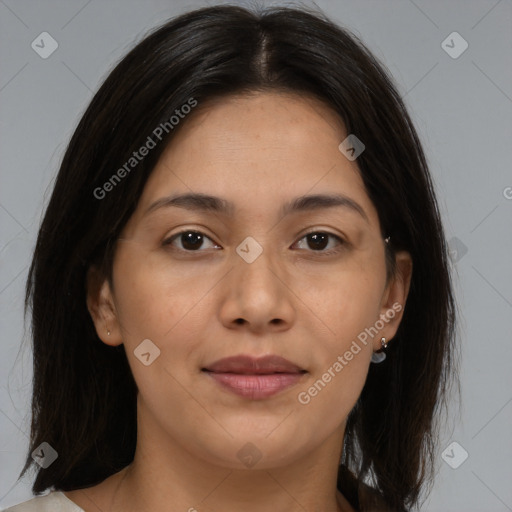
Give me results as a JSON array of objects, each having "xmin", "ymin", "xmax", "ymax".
[
  {"xmin": 163, "ymin": 230, "xmax": 219, "ymax": 252},
  {"xmin": 293, "ymin": 231, "xmax": 345, "ymax": 253},
  {"xmin": 163, "ymin": 229, "xmax": 344, "ymax": 255}
]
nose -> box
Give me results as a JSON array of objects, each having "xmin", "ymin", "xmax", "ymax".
[{"xmin": 218, "ymin": 246, "xmax": 296, "ymax": 334}]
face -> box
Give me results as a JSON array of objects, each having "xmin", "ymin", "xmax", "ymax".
[{"xmin": 88, "ymin": 91, "xmax": 411, "ymax": 470}]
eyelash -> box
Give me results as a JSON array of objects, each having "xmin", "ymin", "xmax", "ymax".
[{"xmin": 162, "ymin": 229, "xmax": 346, "ymax": 256}]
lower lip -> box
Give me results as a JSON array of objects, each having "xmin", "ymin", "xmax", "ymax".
[{"xmin": 204, "ymin": 372, "xmax": 304, "ymax": 399}]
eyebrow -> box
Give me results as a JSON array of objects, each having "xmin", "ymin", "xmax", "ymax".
[{"xmin": 144, "ymin": 192, "xmax": 368, "ymax": 222}]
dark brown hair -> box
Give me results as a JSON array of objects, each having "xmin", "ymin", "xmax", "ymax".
[{"xmin": 19, "ymin": 4, "xmax": 457, "ymax": 510}]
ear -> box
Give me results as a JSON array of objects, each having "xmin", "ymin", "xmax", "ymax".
[
  {"xmin": 375, "ymin": 250, "xmax": 413, "ymax": 350},
  {"xmin": 86, "ymin": 265, "xmax": 123, "ymax": 347}
]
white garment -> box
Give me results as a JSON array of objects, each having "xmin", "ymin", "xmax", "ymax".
[{"xmin": 1, "ymin": 492, "xmax": 84, "ymax": 512}]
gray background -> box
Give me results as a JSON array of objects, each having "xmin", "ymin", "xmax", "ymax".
[{"xmin": 1, "ymin": 0, "xmax": 511, "ymax": 510}]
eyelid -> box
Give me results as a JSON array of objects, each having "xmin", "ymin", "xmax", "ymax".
[{"xmin": 298, "ymin": 228, "xmax": 347, "ymax": 243}]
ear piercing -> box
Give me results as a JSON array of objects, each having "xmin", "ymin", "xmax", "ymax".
[{"xmin": 371, "ymin": 337, "xmax": 388, "ymax": 364}]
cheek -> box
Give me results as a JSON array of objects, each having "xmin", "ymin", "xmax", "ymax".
[
  {"xmin": 109, "ymin": 245, "xmax": 207, "ymax": 411},
  {"xmin": 112, "ymin": 240, "xmax": 213, "ymax": 337},
  {"xmin": 293, "ymin": 288, "xmax": 380, "ymax": 437},
  {"xmin": 294, "ymin": 267, "xmax": 383, "ymax": 417},
  {"xmin": 312, "ymin": 267, "xmax": 384, "ymax": 346},
  {"xmin": 111, "ymin": 241, "xmax": 222, "ymax": 389}
]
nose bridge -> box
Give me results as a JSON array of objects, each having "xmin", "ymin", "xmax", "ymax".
[
  {"xmin": 220, "ymin": 233, "xmax": 295, "ymax": 330},
  {"xmin": 234, "ymin": 234, "xmax": 281, "ymax": 291}
]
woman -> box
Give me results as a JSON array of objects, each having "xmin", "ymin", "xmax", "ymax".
[{"xmin": 5, "ymin": 4, "xmax": 457, "ymax": 511}]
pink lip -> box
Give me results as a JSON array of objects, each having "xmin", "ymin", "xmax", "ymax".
[{"xmin": 202, "ymin": 355, "xmax": 306, "ymax": 400}]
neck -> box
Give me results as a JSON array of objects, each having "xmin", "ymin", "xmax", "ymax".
[{"xmin": 113, "ymin": 401, "xmax": 349, "ymax": 512}]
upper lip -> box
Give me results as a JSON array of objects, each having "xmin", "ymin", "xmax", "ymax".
[{"xmin": 202, "ymin": 355, "xmax": 305, "ymax": 374}]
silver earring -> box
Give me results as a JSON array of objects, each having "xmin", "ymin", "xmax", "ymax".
[
  {"xmin": 107, "ymin": 330, "xmax": 111, "ymax": 336},
  {"xmin": 384, "ymin": 236, "xmax": 390, "ymax": 244},
  {"xmin": 371, "ymin": 337, "xmax": 388, "ymax": 364}
]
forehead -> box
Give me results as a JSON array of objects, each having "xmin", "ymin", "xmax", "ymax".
[
  {"xmin": 160, "ymin": 91, "xmax": 348, "ymax": 166},
  {"xmin": 133, "ymin": 91, "xmax": 378, "ymax": 227}
]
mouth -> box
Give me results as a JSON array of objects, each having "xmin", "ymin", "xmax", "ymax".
[{"xmin": 202, "ymin": 355, "xmax": 307, "ymax": 400}]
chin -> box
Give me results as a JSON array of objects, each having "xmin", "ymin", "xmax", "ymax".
[{"xmin": 189, "ymin": 426, "xmax": 316, "ymax": 471}]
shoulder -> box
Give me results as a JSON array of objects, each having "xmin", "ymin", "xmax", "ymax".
[{"xmin": 2, "ymin": 492, "xmax": 84, "ymax": 512}]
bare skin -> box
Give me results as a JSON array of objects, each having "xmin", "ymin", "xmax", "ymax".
[{"xmin": 65, "ymin": 91, "xmax": 411, "ymax": 512}]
